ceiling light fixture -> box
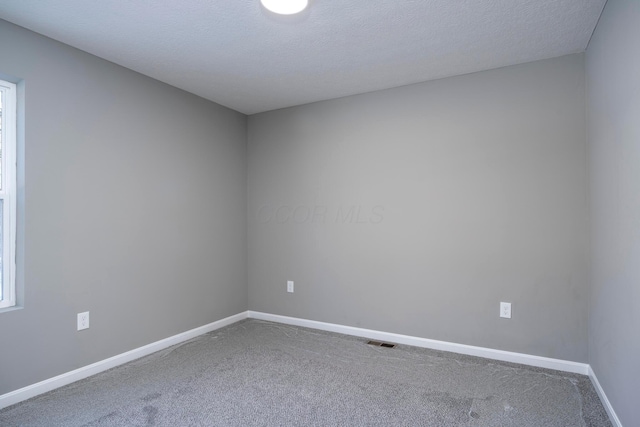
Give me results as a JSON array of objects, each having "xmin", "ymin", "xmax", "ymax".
[{"xmin": 260, "ymin": 0, "xmax": 308, "ymax": 15}]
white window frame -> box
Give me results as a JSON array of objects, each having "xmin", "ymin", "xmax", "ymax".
[{"xmin": 0, "ymin": 79, "xmax": 17, "ymax": 309}]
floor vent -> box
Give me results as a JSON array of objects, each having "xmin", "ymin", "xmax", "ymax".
[{"xmin": 367, "ymin": 340, "xmax": 396, "ymax": 348}]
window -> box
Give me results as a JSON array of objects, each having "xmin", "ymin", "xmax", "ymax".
[{"xmin": 0, "ymin": 79, "xmax": 17, "ymax": 309}]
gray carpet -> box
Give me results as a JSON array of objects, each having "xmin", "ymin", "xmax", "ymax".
[{"xmin": 0, "ymin": 319, "xmax": 612, "ymax": 426}]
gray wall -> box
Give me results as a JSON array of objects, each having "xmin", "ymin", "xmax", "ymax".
[
  {"xmin": 586, "ymin": 0, "xmax": 640, "ymax": 424},
  {"xmin": 248, "ymin": 54, "xmax": 589, "ymax": 362},
  {"xmin": 0, "ymin": 20, "xmax": 247, "ymax": 395}
]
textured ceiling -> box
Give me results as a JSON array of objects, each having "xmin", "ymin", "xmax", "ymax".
[{"xmin": 0, "ymin": 0, "xmax": 606, "ymax": 114}]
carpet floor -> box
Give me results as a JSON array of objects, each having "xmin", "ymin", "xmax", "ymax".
[{"xmin": 0, "ymin": 319, "xmax": 612, "ymax": 426}]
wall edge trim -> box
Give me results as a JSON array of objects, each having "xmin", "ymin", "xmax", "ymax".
[
  {"xmin": 588, "ymin": 365, "xmax": 623, "ymax": 427},
  {"xmin": 0, "ymin": 311, "xmax": 249, "ymax": 410},
  {"xmin": 248, "ymin": 311, "xmax": 590, "ymax": 375}
]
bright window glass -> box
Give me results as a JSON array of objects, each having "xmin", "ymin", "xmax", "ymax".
[{"xmin": 0, "ymin": 79, "xmax": 16, "ymax": 309}]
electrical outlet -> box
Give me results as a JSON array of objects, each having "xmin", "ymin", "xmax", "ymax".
[
  {"xmin": 287, "ymin": 280, "xmax": 294, "ymax": 293},
  {"xmin": 500, "ymin": 302, "xmax": 512, "ymax": 319},
  {"xmin": 77, "ymin": 311, "xmax": 90, "ymax": 331}
]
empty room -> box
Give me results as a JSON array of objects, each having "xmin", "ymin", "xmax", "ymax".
[{"xmin": 0, "ymin": 0, "xmax": 637, "ymax": 426}]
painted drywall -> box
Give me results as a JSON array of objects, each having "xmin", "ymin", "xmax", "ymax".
[
  {"xmin": 586, "ymin": 0, "xmax": 640, "ymax": 424},
  {"xmin": 248, "ymin": 54, "xmax": 589, "ymax": 362},
  {"xmin": 0, "ymin": 20, "xmax": 247, "ymax": 395}
]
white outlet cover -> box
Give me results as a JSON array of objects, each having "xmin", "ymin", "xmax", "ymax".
[
  {"xmin": 500, "ymin": 302, "xmax": 512, "ymax": 319},
  {"xmin": 287, "ymin": 281, "xmax": 294, "ymax": 293},
  {"xmin": 77, "ymin": 311, "xmax": 90, "ymax": 330}
]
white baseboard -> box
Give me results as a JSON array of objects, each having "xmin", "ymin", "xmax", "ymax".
[
  {"xmin": 0, "ymin": 311, "xmax": 249, "ymax": 410},
  {"xmin": 589, "ymin": 366, "xmax": 623, "ymax": 427},
  {"xmin": 248, "ymin": 311, "xmax": 590, "ymax": 375},
  {"xmin": 4, "ymin": 309, "xmax": 620, "ymax": 427}
]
